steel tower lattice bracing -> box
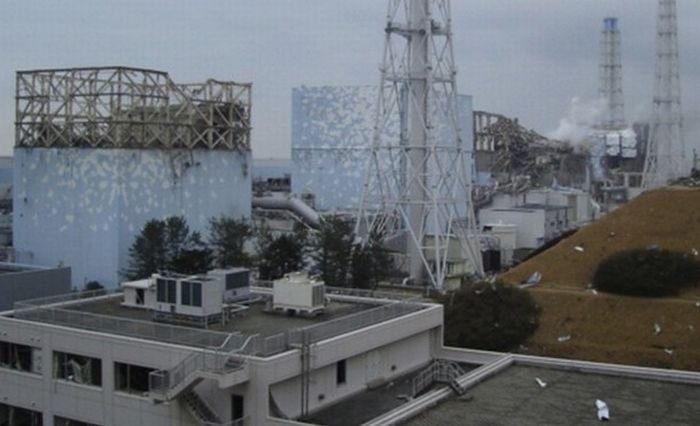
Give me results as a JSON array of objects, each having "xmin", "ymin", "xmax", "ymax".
[
  {"xmin": 599, "ymin": 18, "xmax": 625, "ymax": 130},
  {"xmin": 356, "ymin": 0, "xmax": 483, "ymax": 289},
  {"xmin": 642, "ymin": 0, "xmax": 686, "ymax": 188}
]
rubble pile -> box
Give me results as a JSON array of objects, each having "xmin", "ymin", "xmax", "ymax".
[{"xmin": 481, "ymin": 117, "xmax": 588, "ymax": 191}]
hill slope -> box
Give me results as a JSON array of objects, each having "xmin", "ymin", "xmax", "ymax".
[{"xmin": 500, "ymin": 188, "xmax": 700, "ymax": 370}]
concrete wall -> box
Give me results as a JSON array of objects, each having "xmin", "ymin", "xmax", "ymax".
[
  {"xmin": 13, "ymin": 148, "xmax": 251, "ymax": 288},
  {"xmin": 0, "ymin": 265, "xmax": 71, "ymax": 311},
  {"xmin": 0, "ymin": 298, "xmax": 442, "ymax": 426},
  {"xmin": 479, "ymin": 208, "xmax": 546, "ymax": 249},
  {"xmin": 0, "ymin": 316, "xmax": 198, "ymax": 426}
]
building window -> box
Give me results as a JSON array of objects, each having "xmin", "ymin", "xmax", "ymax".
[
  {"xmin": 53, "ymin": 351, "xmax": 102, "ymax": 387},
  {"xmin": 156, "ymin": 278, "xmax": 176, "ymax": 304},
  {"xmin": 336, "ymin": 359, "xmax": 346, "ymax": 385},
  {"xmin": 181, "ymin": 281, "xmax": 202, "ymax": 307},
  {"xmin": 114, "ymin": 362, "xmax": 155, "ymax": 395},
  {"xmin": 0, "ymin": 341, "xmax": 36, "ymax": 373},
  {"xmin": 0, "ymin": 402, "xmax": 43, "ymax": 426},
  {"xmin": 54, "ymin": 416, "xmax": 98, "ymax": 426}
]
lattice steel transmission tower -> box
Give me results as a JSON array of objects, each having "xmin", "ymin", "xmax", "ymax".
[
  {"xmin": 599, "ymin": 17, "xmax": 625, "ymax": 130},
  {"xmin": 642, "ymin": 0, "xmax": 686, "ymax": 188},
  {"xmin": 356, "ymin": 0, "xmax": 483, "ymax": 289}
]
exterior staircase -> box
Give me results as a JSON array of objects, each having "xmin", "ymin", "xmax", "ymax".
[
  {"xmin": 149, "ymin": 349, "xmax": 249, "ymax": 402},
  {"xmin": 182, "ymin": 390, "xmax": 222, "ymax": 424}
]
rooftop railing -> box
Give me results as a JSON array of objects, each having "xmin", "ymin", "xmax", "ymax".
[
  {"xmin": 289, "ymin": 302, "xmax": 424, "ymax": 345},
  {"xmin": 13, "ymin": 290, "xmax": 233, "ymax": 349},
  {"xmin": 12, "ymin": 288, "xmax": 427, "ymax": 355}
]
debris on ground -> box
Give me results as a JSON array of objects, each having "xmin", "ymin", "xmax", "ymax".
[
  {"xmin": 535, "ymin": 377, "xmax": 547, "ymax": 388},
  {"xmin": 519, "ymin": 271, "xmax": 542, "ymax": 289},
  {"xmin": 664, "ymin": 348, "xmax": 674, "ymax": 355},
  {"xmin": 574, "ymin": 246, "xmax": 585, "ymax": 252},
  {"xmin": 595, "ymin": 399, "xmax": 610, "ymax": 421},
  {"xmin": 654, "ymin": 322, "xmax": 662, "ymax": 336},
  {"xmin": 557, "ymin": 335, "xmax": 571, "ymax": 343},
  {"xmin": 500, "ymin": 189, "xmax": 700, "ymax": 370}
]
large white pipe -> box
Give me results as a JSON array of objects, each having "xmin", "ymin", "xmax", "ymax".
[{"xmin": 252, "ymin": 196, "xmax": 321, "ymax": 229}]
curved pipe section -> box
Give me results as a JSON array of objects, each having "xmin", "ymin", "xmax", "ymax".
[{"xmin": 252, "ymin": 196, "xmax": 321, "ymax": 229}]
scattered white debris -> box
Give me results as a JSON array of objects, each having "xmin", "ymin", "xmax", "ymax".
[
  {"xmin": 596, "ymin": 399, "xmax": 610, "ymax": 421},
  {"xmin": 557, "ymin": 335, "xmax": 571, "ymax": 343},
  {"xmin": 589, "ymin": 289, "xmax": 599, "ymax": 296},
  {"xmin": 691, "ymin": 248, "xmax": 699, "ymax": 257},
  {"xmin": 695, "ymin": 302, "xmax": 700, "ymax": 308},
  {"xmin": 396, "ymin": 394, "xmax": 413, "ymax": 402},
  {"xmin": 535, "ymin": 377, "xmax": 547, "ymax": 388},
  {"xmin": 654, "ymin": 322, "xmax": 662, "ymax": 336},
  {"xmin": 664, "ymin": 348, "xmax": 674, "ymax": 355},
  {"xmin": 689, "ymin": 325, "xmax": 695, "ymax": 332},
  {"xmin": 608, "ymin": 231, "xmax": 616, "ymax": 238},
  {"xmin": 528, "ymin": 271, "xmax": 542, "ymax": 284},
  {"xmin": 519, "ymin": 271, "xmax": 542, "ymax": 289},
  {"xmin": 574, "ymin": 246, "xmax": 585, "ymax": 252}
]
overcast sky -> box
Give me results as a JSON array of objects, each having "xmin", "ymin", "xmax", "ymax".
[{"xmin": 1, "ymin": 0, "xmax": 699, "ymax": 158}]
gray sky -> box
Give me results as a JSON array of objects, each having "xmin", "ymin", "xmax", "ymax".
[{"xmin": 1, "ymin": 0, "xmax": 699, "ymax": 158}]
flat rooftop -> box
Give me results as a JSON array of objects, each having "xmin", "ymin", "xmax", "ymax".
[
  {"xmin": 68, "ymin": 296, "xmax": 373, "ymax": 337},
  {"xmin": 405, "ymin": 364, "xmax": 700, "ymax": 425},
  {"xmin": 10, "ymin": 290, "xmax": 425, "ymax": 351},
  {"xmin": 304, "ymin": 363, "xmax": 477, "ymax": 426}
]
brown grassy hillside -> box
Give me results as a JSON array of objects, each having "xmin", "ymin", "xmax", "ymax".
[
  {"xmin": 499, "ymin": 188, "xmax": 700, "ymax": 370},
  {"xmin": 502, "ymin": 187, "xmax": 700, "ymax": 292}
]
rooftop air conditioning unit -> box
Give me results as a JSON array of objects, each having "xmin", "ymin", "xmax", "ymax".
[
  {"xmin": 209, "ymin": 268, "xmax": 251, "ymax": 302},
  {"xmin": 273, "ymin": 271, "xmax": 325, "ymax": 315}
]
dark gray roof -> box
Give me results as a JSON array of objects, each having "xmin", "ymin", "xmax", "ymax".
[{"xmin": 405, "ymin": 364, "xmax": 700, "ymax": 426}]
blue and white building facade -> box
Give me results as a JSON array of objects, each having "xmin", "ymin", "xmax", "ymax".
[
  {"xmin": 291, "ymin": 86, "xmax": 475, "ymax": 212},
  {"xmin": 14, "ymin": 148, "xmax": 251, "ymax": 288}
]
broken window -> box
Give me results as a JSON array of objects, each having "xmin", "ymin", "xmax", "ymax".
[
  {"xmin": 0, "ymin": 341, "xmax": 35, "ymax": 373},
  {"xmin": 114, "ymin": 362, "xmax": 155, "ymax": 395},
  {"xmin": 54, "ymin": 416, "xmax": 98, "ymax": 426},
  {"xmin": 0, "ymin": 402, "xmax": 43, "ymax": 426},
  {"xmin": 53, "ymin": 351, "xmax": 102, "ymax": 387}
]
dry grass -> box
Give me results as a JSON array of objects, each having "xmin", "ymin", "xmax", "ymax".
[{"xmin": 499, "ymin": 187, "xmax": 700, "ymax": 370}]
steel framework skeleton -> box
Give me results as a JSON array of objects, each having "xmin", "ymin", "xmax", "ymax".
[
  {"xmin": 15, "ymin": 66, "xmax": 251, "ymax": 151},
  {"xmin": 599, "ymin": 17, "xmax": 625, "ymax": 130},
  {"xmin": 642, "ymin": 0, "xmax": 685, "ymax": 188},
  {"xmin": 356, "ymin": 0, "xmax": 483, "ymax": 289}
]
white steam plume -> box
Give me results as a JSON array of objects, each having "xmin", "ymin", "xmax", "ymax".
[{"xmin": 547, "ymin": 97, "xmax": 606, "ymax": 145}]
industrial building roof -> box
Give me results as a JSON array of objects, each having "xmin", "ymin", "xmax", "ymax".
[
  {"xmin": 404, "ymin": 364, "xmax": 700, "ymax": 426},
  {"xmin": 304, "ymin": 363, "xmax": 477, "ymax": 426},
  {"xmin": 8, "ymin": 288, "xmax": 427, "ymax": 351},
  {"xmin": 68, "ymin": 295, "xmax": 373, "ymax": 337}
]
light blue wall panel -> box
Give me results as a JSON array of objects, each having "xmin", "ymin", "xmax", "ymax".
[
  {"xmin": 291, "ymin": 86, "xmax": 474, "ymax": 212},
  {"xmin": 14, "ymin": 148, "xmax": 251, "ymax": 288}
]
